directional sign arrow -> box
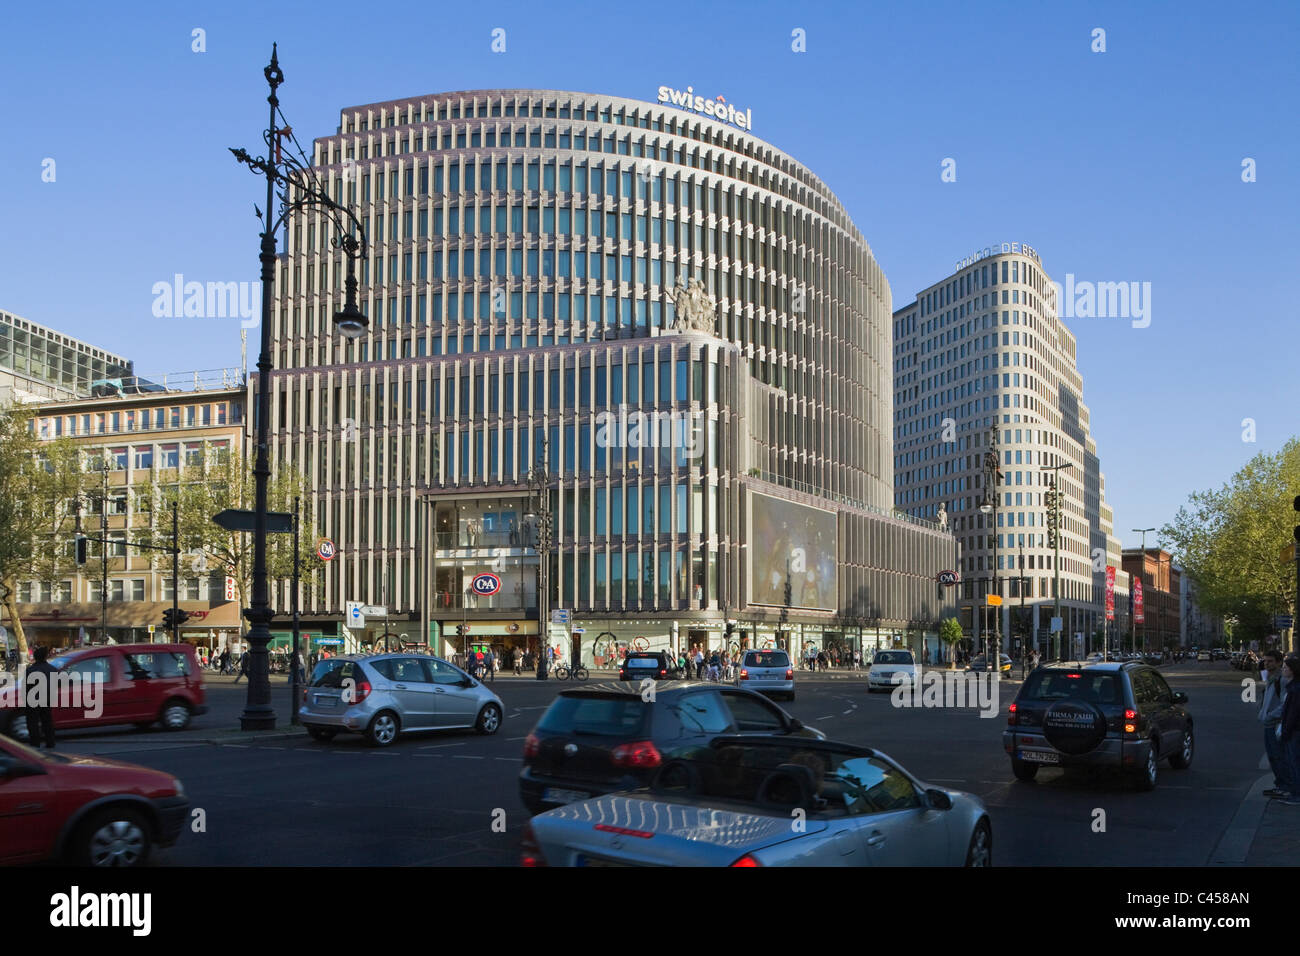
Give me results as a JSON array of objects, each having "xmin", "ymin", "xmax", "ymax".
[{"xmin": 212, "ymin": 509, "xmax": 293, "ymax": 534}]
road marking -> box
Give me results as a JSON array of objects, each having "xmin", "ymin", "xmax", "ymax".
[
  {"xmin": 413, "ymin": 753, "xmax": 445, "ymax": 758},
  {"xmin": 506, "ymin": 736, "xmax": 529, "ymax": 741},
  {"xmin": 494, "ymin": 756, "xmax": 523, "ymax": 762},
  {"xmin": 816, "ymin": 715, "xmax": 834, "ymax": 721},
  {"xmin": 841, "ymin": 709, "xmax": 853, "ymax": 715},
  {"xmin": 420, "ymin": 742, "xmax": 467, "ymax": 749},
  {"xmin": 453, "ymin": 755, "xmax": 485, "ymax": 760}
]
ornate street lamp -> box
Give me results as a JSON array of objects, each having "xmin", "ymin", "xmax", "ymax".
[
  {"xmin": 229, "ymin": 45, "xmax": 368, "ymax": 729},
  {"xmin": 979, "ymin": 425, "xmax": 1001, "ymax": 679},
  {"xmin": 524, "ymin": 437, "xmax": 553, "ymax": 679}
]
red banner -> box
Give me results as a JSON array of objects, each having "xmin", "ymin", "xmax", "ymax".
[
  {"xmin": 1134, "ymin": 577, "xmax": 1144, "ymax": 623},
  {"xmin": 1105, "ymin": 566, "xmax": 1116, "ymax": 621}
]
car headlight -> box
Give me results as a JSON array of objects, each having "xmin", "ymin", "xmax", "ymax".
[{"xmin": 173, "ymin": 778, "xmax": 186, "ymax": 799}]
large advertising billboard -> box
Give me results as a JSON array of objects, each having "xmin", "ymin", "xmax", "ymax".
[{"xmin": 748, "ymin": 493, "xmax": 838, "ymax": 611}]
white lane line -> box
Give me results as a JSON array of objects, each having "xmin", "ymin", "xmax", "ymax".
[
  {"xmin": 494, "ymin": 757, "xmax": 523, "ymax": 762},
  {"xmin": 453, "ymin": 755, "xmax": 486, "ymax": 760},
  {"xmin": 816, "ymin": 715, "xmax": 834, "ymax": 720},
  {"xmin": 420, "ymin": 742, "xmax": 467, "ymax": 749},
  {"xmin": 413, "ymin": 754, "xmax": 445, "ymax": 758},
  {"xmin": 506, "ymin": 736, "xmax": 529, "ymax": 741},
  {"xmin": 841, "ymin": 709, "xmax": 853, "ymax": 715}
]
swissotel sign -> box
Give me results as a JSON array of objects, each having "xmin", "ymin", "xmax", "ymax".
[{"xmin": 657, "ymin": 86, "xmax": 753, "ymax": 130}]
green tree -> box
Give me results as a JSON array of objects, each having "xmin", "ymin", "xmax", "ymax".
[
  {"xmin": 140, "ymin": 442, "xmax": 318, "ymax": 617},
  {"xmin": 0, "ymin": 404, "xmax": 94, "ymax": 659},
  {"xmin": 939, "ymin": 616, "xmax": 963, "ymax": 669},
  {"xmin": 1162, "ymin": 438, "xmax": 1300, "ymax": 645}
]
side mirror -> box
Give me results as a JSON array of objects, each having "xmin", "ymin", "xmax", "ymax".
[
  {"xmin": 1171, "ymin": 691, "xmax": 1188, "ymax": 704},
  {"xmin": 788, "ymin": 717, "xmax": 804, "ymax": 732},
  {"xmin": 925, "ymin": 789, "xmax": 953, "ymax": 811}
]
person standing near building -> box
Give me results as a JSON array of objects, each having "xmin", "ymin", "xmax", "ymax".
[
  {"xmin": 1260, "ymin": 650, "xmax": 1288, "ymax": 798},
  {"xmin": 24, "ymin": 646, "xmax": 57, "ymax": 749},
  {"xmin": 484, "ymin": 647, "xmax": 496, "ymax": 683}
]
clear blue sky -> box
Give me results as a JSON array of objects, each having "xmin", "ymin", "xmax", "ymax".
[{"xmin": 2, "ymin": 0, "xmax": 1296, "ymax": 547}]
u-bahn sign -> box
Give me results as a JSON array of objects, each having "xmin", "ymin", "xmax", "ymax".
[
  {"xmin": 936, "ymin": 570, "xmax": 961, "ymax": 586},
  {"xmin": 471, "ymin": 573, "xmax": 502, "ymax": 596}
]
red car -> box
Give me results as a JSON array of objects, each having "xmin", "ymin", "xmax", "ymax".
[
  {"xmin": 0, "ymin": 644, "xmax": 207, "ymax": 743},
  {"xmin": 0, "ymin": 734, "xmax": 188, "ymax": 866}
]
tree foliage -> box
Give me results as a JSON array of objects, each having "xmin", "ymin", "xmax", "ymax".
[
  {"xmin": 1162, "ymin": 438, "xmax": 1300, "ymax": 643},
  {"xmin": 939, "ymin": 616, "xmax": 963, "ymax": 668}
]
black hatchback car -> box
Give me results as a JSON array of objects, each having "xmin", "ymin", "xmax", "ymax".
[
  {"xmin": 519, "ymin": 682, "xmax": 824, "ymax": 815},
  {"xmin": 618, "ymin": 651, "xmax": 679, "ymax": 681},
  {"xmin": 1002, "ymin": 662, "xmax": 1192, "ymax": 790}
]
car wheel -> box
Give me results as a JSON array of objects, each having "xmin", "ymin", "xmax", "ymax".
[
  {"xmin": 160, "ymin": 700, "xmax": 192, "ymax": 731},
  {"xmin": 1134, "ymin": 739, "xmax": 1159, "ymax": 791},
  {"xmin": 2, "ymin": 713, "xmax": 30, "ymax": 743},
  {"xmin": 365, "ymin": 711, "xmax": 400, "ymax": 747},
  {"xmin": 307, "ymin": 727, "xmax": 337, "ymax": 742},
  {"xmin": 74, "ymin": 807, "xmax": 152, "ymax": 867},
  {"xmin": 1168, "ymin": 729, "xmax": 1194, "ymax": 770},
  {"xmin": 1011, "ymin": 758, "xmax": 1039, "ymax": 782},
  {"xmin": 476, "ymin": 703, "xmax": 502, "ymax": 735},
  {"xmin": 964, "ymin": 819, "xmax": 992, "ymax": 867}
]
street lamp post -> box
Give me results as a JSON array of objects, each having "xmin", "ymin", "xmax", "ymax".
[
  {"xmin": 1041, "ymin": 461, "xmax": 1073, "ymax": 661},
  {"xmin": 230, "ymin": 45, "xmax": 368, "ymax": 729},
  {"xmin": 979, "ymin": 425, "xmax": 1001, "ymax": 680},
  {"xmin": 524, "ymin": 437, "xmax": 553, "ymax": 679}
]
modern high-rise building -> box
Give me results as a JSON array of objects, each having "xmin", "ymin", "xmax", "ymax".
[
  {"xmin": 891, "ymin": 245, "xmax": 1123, "ymax": 658},
  {"xmin": 263, "ymin": 88, "xmax": 956, "ymax": 665},
  {"xmin": 0, "ymin": 310, "xmax": 134, "ymax": 403}
]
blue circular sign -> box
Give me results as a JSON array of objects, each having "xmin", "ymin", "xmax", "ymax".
[{"xmin": 471, "ymin": 572, "xmax": 502, "ymax": 596}]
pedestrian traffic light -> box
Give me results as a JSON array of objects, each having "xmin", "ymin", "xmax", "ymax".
[{"xmin": 74, "ymin": 535, "xmax": 88, "ymax": 566}]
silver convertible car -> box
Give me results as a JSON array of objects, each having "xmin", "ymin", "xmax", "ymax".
[{"xmin": 521, "ymin": 736, "xmax": 991, "ymax": 867}]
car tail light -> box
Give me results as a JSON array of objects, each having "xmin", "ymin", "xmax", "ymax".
[
  {"xmin": 1124, "ymin": 709, "xmax": 1138, "ymax": 734},
  {"xmin": 301, "ymin": 688, "xmax": 308, "ymax": 704},
  {"xmin": 739, "ymin": 668, "xmax": 749, "ymax": 680},
  {"xmin": 1066, "ymin": 673, "xmax": 1082, "ymax": 679},
  {"xmin": 348, "ymin": 681, "xmax": 372, "ymax": 705},
  {"xmin": 523, "ymin": 733, "xmax": 540, "ymax": 759},
  {"xmin": 785, "ymin": 668, "xmax": 794, "ymax": 680},
  {"xmin": 520, "ymin": 822, "xmax": 547, "ymax": 867},
  {"xmin": 611, "ymin": 740, "xmax": 662, "ymax": 769},
  {"xmin": 730, "ymin": 854, "xmax": 762, "ymax": 867},
  {"xmin": 1008, "ymin": 702, "xmax": 1017, "ymax": 727},
  {"xmin": 660, "ymin": 669, "xmax": 667, "ymax": 676}
]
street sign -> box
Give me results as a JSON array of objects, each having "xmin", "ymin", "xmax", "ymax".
[
  {"xmin": 361, "ymin": 605, "xmax": 387, "ymax": 617},
  {"xmin": 1275, "ymin": 615, "xmax": 1294, "ymax": 629},
  {"xmin": 345, "ymin": 601, "xmax": 364, "ymax": 626},
  {"xmin": 225, "ymin": 576, "xmax": 236, "ymax": 600},
  {"xmin": 212, "ymin": 509, "xmax": 293, "ymax": 534},
  {"xmin": 148, "ymin": 624, "xmax": 155, "ymax": 634},
  {"xmin": 572, "ymin": 627, "xmax": 586, "ymax": 634},
  {"xmin": 986, "ymin": 595, "xmax": 1003, "ymax": 606},
  {"xmin": 1050, "ymin": 616, "xmax": 1063, "ymax": 633},
  {"xmin": 551, "ymin": 609, "xmax": 571, "ymax": 624},
  {"xmin": 317, "ymin": 638, "xmax": 344, "ymax": 646},
  {"xmin": 316, "ymin": 537, "xmax": 337, "ymax": 561},
  {"xmin": 470, "ymin": 572, "xmax": 502, "ymax": 596}
]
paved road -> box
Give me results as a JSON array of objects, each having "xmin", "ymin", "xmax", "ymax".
[{"xmin": 36, "ymin": 662, "xmax": 1279, "ymax": 866}]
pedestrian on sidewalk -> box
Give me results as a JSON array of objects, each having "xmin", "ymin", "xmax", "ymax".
[
  {"xmin": 24, "ymin": 646, "xmax": 57, "ymax": 749},
  {"xmin": 1276, "ymin": 656, "xmax": 1300, "ymax": 805},
  {"xmin": 233, "ymin": 649, "xmax": 249, "ymax": 683},
  {"xmin": 485, "ymin": 648, "xmax": 496, "ymax": 682},
  {"xmin": 1260, "ymin": 650, "xmax": 1288, "ymax": 798}
]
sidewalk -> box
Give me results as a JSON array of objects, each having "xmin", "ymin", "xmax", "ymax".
[{"xmin": 1244, "ymin": 799, "xmax": 1300, "ymax": 865}]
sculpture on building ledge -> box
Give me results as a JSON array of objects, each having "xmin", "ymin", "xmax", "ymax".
[
  {"xmin": 936, "ymin": 503, "xmax": 948, "ymax": 531},
  {"xmin": 668, "ymin": 277, "xmax": 717, "ymax": 334}
]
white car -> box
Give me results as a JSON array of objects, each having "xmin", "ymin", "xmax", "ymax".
[{"xmin": 867, "ymin": 650, "xmax": 918, "ymax": 692}]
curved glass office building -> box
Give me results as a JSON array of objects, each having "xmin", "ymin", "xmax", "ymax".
[{"xmin": 266, "ymin": 89, "xmax": 956, "ymax": 665}]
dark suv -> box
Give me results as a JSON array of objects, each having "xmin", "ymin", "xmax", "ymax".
[
  {"xmin": 1002, "ymin": 662, "xmax": 1192, "ymax": 790},
  {"xmin": 519, "ymin": 682, "xmax": 824, "ymax": 815}
]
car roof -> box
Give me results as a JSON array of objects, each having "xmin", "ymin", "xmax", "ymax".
[
  {"xmin": 56, "ymin": 643, "xmax": 192, "ymax": 657},
  {"xmin": 708, "ymin": 734, "xmax": 878, "ymax": 758},
  {"xmin": 1037, "ymin": 660, "xmax": 1137, "ymax": 672},
  {"xmin": 559, "ymin": 681, "xmax": 745, "ymax": 700}
]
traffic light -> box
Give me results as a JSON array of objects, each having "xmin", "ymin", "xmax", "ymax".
[
  {"xmin": 162, "ymin": 608, "xmax": 175, "ymax": 630},
  {"xmin": 175, "ymin": 608, "xmax": 191, "ymax": 627},
  {"xmin": 74, "ymin": 535, "xmax": 88, "ymax": 566},
  {"xmin": 162, "ymin": 608, "xmax": 192, "ymax": 632}
]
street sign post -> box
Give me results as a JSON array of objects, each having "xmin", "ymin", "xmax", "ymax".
[
  {"xmin": 212, "ymin": 509, "xmax": 293, "ymax": 534},
  {"xmin": 360, "ymin": 605, "xmax": 387, "ymax": 617},
  {"xmin": 345, "ymin": 601, "xmax": 365, "ymax": 627},
  {"xmin": 1050, "ymin": 616, "xmax": 1063, "ymax": 633},
  {"xmin": 551, "ymin": 609, "xmax": 571, "ymax": 624}
]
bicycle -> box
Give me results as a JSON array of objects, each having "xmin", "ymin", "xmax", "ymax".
[{"xmin": 552, "ymin": 661, "xmax": 590, "ymax": 681}]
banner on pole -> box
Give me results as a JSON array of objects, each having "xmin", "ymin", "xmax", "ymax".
[
  {"xmin": 1105, "ymin": 566, "xmax": 1116, "ymax": 621},
  {"xmin": 1134, "ymin": 577, "xmax": 1144, "ymax": 624}
]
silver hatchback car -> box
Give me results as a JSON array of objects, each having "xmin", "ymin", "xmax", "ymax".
[
  {"xmin": 735, "ymin": 649, "xmax": 795, "ymax": 701},
  {"xmin": 300, "ymin": 654, "xmax": 504, "ymax": 747}
]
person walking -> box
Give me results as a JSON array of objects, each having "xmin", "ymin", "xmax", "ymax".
[
  {"xmin": 24, "ymin": 646, "xmax": 57, "ymax": 749},
  {"xmin": 694, "ymin": 647, "xmax": 704, "ymax": 680},
  {"xmin": 485, "ymin": 648, "xmax": 496, "ymax": 683},
  {"xmin": 233, "ymin": 648, "xmax": 249, "ymax": 683},
  {"xmin": 1260, "ymin": 650, "xmax": 1289, "ymax": 798}
]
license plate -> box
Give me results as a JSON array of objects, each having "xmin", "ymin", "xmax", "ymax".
[
  {"xmin": 1019, "ymin": 750, "xmax": 1060, "ymax": 764},
  {"xmin": 759, "ymin": 673, "xmax": 778, "ymax": 680},
  {"xmin": 314, "ymin": 695, "xmax": 335, "ymax": 706},
  {"xmin": 543, "ymin": 788, "xmax": 590, "ymax": 805}
]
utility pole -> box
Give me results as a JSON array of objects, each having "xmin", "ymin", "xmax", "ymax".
[
  {"xmin": 1134, "ymin": 528, "xmax": 1154, "ymax": 655},
  {"xmin": 291, "ymin": 495, "xmax": 301, "ymax": 725},
  {"xmin": 1041, "ymin": 461, "xmax": 1073, "ymax": 661},
  {"xmin": 101, "ymin": 463, "xmax": 109, "ymax": 644}
]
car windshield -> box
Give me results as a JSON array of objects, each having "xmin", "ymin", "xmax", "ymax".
[
  {"xmin": 311, "ymin": 659, "xmax": 364, "ymax": 688},
  {"xmin": 745, "ymin": 652, "xmax": 789, "ymax": 667},
  {"xmin": 874, "ymin": 652, "xmax": 914, "ymax": 665},
  {"xmin": 1020, "ymin": 670, "xmax": 1124, "ymax": 705},
  {"xmin": 661, "ymin": 743, "xmax": 918, "ymax": 816},
  {"xmin": 627, "ymin": 657, "xmax": 660, "ymax": 667},
  {"xmin": 538, "ymin": 695, "xmax": 648, "ymax": 736}
]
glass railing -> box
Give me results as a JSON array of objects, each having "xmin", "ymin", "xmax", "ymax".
[
  {"xmin": 431, "ymin": 592, "xmax": 534, "ymax": 611},
  {"xmin": 434, "ymin": 530, "xmax": 535, "ymax": 549}
]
